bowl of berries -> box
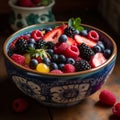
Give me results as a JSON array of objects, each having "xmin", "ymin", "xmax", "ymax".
[
  {"xmin": 8, "ymin": 0, "xmax": 55, "ymax": 31},
  {"xmin": 3, "ymin": 17, "xmax": 117, "ymax": 107}
]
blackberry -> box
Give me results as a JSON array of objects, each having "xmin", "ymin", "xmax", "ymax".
[
  {"xmin": 78, "ymin": 43, "xmax": 95, "ymax": 61},
  {"xmin": 36, "ymin": 39, "xmax": 46, "ymax": 49},
  {"xmin": 75, "ymin": 59, "xmax": 91, "ymax": 71},
  {"xmin": 46, "ymin": 41, "xmax": 55, "ymax": 49},
  {"xmin": 64, "ymin": 26, "xmax": 76, "ymax": 38},
  {"xmin": 15, "ymin": 38, "xmax": 28, "ymax": 54}
]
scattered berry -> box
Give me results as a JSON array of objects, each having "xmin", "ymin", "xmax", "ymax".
[
  {"xmin": 112, "ymin": 103, "xmax": 120, "ymax": 117},
  {"xmin": 99, "ymin": 90, "xmax": 116, "ymax": 106},
  {"xmin": 12, "ymin": 98, "xmax": 29, "ymax": 113}
]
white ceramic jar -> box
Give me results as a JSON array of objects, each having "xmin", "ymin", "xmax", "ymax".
[{"xmin": 8, "ymin": 0, "xmax": 55, "ymax": 31}]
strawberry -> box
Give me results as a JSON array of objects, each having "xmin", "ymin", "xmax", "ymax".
[
  {"xmin": 11, "ymin": 54, "xmax": 25, "ymax": 65},
  {"xmin": 43, "ymin": 27, "xmax": 63, "ymax": 43},
  {"xmin": 18, "ymin": 0, "xmax": 35, "ymax": 7},
  {"xmin": 31, "ymin": 30, "xmax": 43, "ymax": 41},
  {"xmin": 89, "ymin": 53, "xmax": 107, "ymax": 68},
  {"xmin": 74, "ymin": 34, "xmax": 97, "ymax": 48},
  {"xmin": 67, "ymin": 37, "xmax": 77, "ymax": 45}
]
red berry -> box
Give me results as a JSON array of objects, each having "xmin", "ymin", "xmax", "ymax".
[
  {"xmin": 63, "ymin": 64, "xmax": 76, "ymax": 73},
  {"xmin": 32, "ymin": 0, "xmax": 41, "ymax": 4},
  {"xmin": 18, "ymin": 0, "xmax": 35, "ymax": 7},
  {"xmin": 12, "ymin": 98, "xmax": 29, "ymax": 113},
  {"xmin": 89, "ymin": 53, "xmax": 107, "ymax": 68},
  {"xmin": 88, "ymin": 30, "xmax": 99, "ymax": 41},
  {"xmin": 43, "ymin": 27, "xmax": 63, "ymax": 43},
  {"xmin": 31, "ymin": 30, "xmax": 43, "ymax": 41},
  {"xmin": 99, "ymin": 90, "xmax": 116, "ymax": 106},
  {"xmin": 50, "ymin": 70, "xmax": 63, "ymax": 74},
  {"xmin": 112, "ymin": 103, "xmax": 120, "ymax": 117},
  {"xmin": 54, "ymin": 42, "xmax": 69, "ymax": 54},
  {"xmin": 74, "ymin": 34, "xmax": 97, "ymax": 48},
  {"xmin": 11, "ymin": 54, "xmax": 25, "ymax": 65},
  {"xmin": 64, "ymin": 45, "xmax": 79, "ymax": 59}
]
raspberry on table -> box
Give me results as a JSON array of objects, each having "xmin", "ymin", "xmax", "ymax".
[
  {"xmin": 112, "ymin": 103, "xmax": 120, "ymax": 117},
  {"xmin": 99, "ymin": 89, "xmax": 116, "ymax": 106},
  {"xmin": 12, "ymin": 98, "xmax": 29, "ymax": 113}
]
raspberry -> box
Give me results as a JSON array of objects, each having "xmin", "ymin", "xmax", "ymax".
[
  {"xmin": 11, "ymin": 54, "xmax": 25, "ymax": 65},
  {"xmin": 31, "ymin": 30, "xmax": 43, "ymax": 41},
  {"xmin": 112, "ymin": 103, "xmax": 120, "ymax": 117},
  {"xmin": 54, "ymin": 42, "xmax": 69, "ymax": 54},
  {"xmin": 18, "ymin": 0, "xmax": 35, "ymax": 7},
  {"xmin": 88, "ymin": 30, "xmax": 99, "ymax": 41},
  {"xmin": 99, "ymin": 90, "xmax": 116, "ymax": 106},
  {"xmin": 12, "ymin": 98, "xmax": 29, "ymax": 113},
  {"xmin": 64, "ymin": 45, "xmax": 79, "ymax": 59},
  {"xmin": 63, "ymin": 64, "xmax": 75, "ymax": 73},
  {"xmin": 32, "ymin": 0, "xmax": 41, "ymax": 4},
  {"xmin": 50, "ymin": 70, "xmax": 63, "ymax": 74}
]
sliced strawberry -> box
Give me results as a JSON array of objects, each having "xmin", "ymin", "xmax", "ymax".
[
  {"xmin": 43, "ymin": 27, "xmax": 63, "ymax": 43},
  {"xmin": 67, "ymin": 37, "xmax": 77, "ymax": 45},
  {"xmin": 89, "ymin": 53, "xmax": 107, "ymax": 68},
  {"xmin": 74, "ymin": 35, "xmax": 97, "ymax": 48}
]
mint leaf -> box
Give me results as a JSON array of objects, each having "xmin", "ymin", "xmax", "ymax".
[{"xmin": 68, "ymin": 17, "xmax": 84, "ymax": 32}]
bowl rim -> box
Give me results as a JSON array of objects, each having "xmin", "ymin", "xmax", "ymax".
[
  {"xmin": 8, "ymin": 0, "xmax": 55, "ymax": 11},
  {"xmin": 3, "ymin": 22, "xmax": 117, "ymax": 77}
]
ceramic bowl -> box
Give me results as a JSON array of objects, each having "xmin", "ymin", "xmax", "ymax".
[
  {"xmin": 8, "ymin": 0, "xmax": 55, "ymax": 31},
  {"xmin": 3, "ymin": 22, "xmax": 117, "ymax": 107}
]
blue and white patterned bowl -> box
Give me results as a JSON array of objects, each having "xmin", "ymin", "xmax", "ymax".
[
  {"xmin": 3, "ymin": 22, "xmax": 117, "ymax": 107},
  {"xmin": 8, "ymin": 0, "xmax": 55, "ymax": 31}
]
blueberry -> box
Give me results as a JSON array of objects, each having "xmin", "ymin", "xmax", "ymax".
[
  {"xmin": 97, "ymin": 41, "xmax": 105, "ymax": 52},
  {"xmin": 73, "ymin": 30, "xmax": 80, "ymax": 35},
  {"xmin": 29, "ymin": 38, "xmax": 36, "ymax": 44},
  {"xmin": 52, "ymin": 54, "xmax": 59, "ymax": 62},
  {"xmin": 103, "ymin": 49, "xmax": 111, "ymax": 59},
  {"xmin": 58, "ymin": 63, "xmax": 65, "ymax": 70},
  {"xmin": 93, "ymin": 45, "xmax": 102, "ymax": 53},
  {"xmin": 66, "ymin": 58, "xmax": 75, "ymax": 65},
  {"xmin": 29, "ymin": 59, "xmax": 38, "ymax": 69},
  {"xmin": 44, "ymin": 27, "xmax": 52, "ymax": 33},
  {"xmin": 58, "ymin": 34, "xmax": 68, "ymax": 43},
  {"xmin": 58, "ymin": 55, "xmax": 66, "ymax": 63},
  {"xmin": 42, "ymin": 57, "xmax": 51, "ymax": 66},
  {"xmin": 47, "ymin": 49, "xmax": 54, "ymax": 56},
  {"xmin": 50, "ymin": 62, "xmax": 58, "ymax": 70},
  {"xmin": 80, "ymin": 29, "xmax": 88, "ymax": 36},
  {"xmin": 27, "ymin": 43, "xmax": 35, "ymax": 49}
]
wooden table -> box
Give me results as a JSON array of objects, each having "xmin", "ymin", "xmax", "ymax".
[{"xmin": 0, "ymin": 14, "xmax": 120, "ymax": 120}]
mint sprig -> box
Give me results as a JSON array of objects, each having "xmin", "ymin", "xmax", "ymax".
[{"xmin": 68, "ymin": 17, "xmax": 84, "ymax": 31}]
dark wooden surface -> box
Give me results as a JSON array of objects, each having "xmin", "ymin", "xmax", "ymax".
[{"xmin": 0, "ymin": 10, "xmax": 120, "ymax": 120}]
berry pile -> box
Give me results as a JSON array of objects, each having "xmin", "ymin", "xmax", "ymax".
[
  {"xmin": 8, "ymin": 18, "xmax": 112, "ymax": 74},
  {"xmin": 16, "ymin": 0, "xmax": 51, "ymax": 7}
]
